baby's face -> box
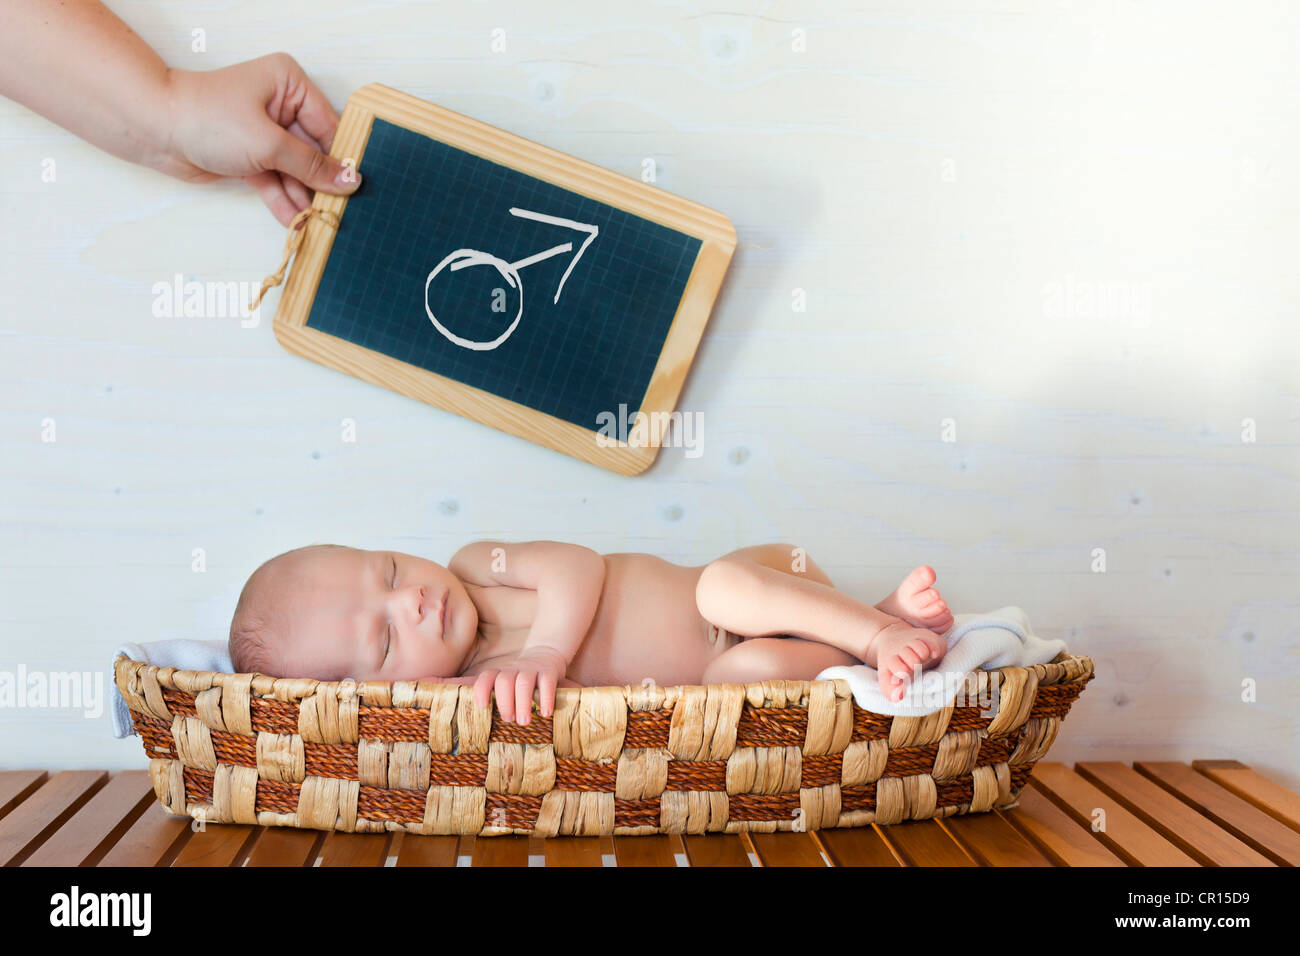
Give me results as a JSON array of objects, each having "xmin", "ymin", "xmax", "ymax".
[{"xmin": 269, "ymin": 547, "xmax": 478, "ymax": 681}]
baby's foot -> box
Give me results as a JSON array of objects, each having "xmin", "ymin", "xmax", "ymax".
[
  {"xmin": 870, "ymin": 619, "xmax": 948, "ymax": 702},
  {"xmin": 875, "ymin": 565, "xmax": 954, "ymax": 636}
]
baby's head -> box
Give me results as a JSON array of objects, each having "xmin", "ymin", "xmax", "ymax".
[{"xmin": 228, "ymin": 544, "xmax": 479, "ymax": 681}]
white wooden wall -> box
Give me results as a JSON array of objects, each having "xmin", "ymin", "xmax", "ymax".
[{"xmin": 2, "ymin": 1, "xmax": 1297, "ymax": 792}]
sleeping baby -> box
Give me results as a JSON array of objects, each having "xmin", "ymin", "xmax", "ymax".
[{"xmin": 227, "ymin": 541, "xmax": 953, "ymax": 726}]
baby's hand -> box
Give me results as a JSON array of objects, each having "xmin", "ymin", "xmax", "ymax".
[
  {"xmin": 161, "ymin": 53, "xmax": 361, "ymax": 226},
  {"xmin": 473, "ymin": 646, "xmax": 570, "ymax": 727}
]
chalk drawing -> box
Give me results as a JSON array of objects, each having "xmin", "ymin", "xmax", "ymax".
[{"xmin": 424, "ymin": 207, "xmax": 599, "ymax": 351}]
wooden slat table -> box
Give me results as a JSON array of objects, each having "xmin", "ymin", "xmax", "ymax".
[{"xmin": 2, "ymin": 760, "xmax": 1295, "ymax": 867}]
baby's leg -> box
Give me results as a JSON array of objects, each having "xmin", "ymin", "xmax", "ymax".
[
  {"xmin": 695, "ymin": 550, "xmax": 932, "ymax": 666},
  {"xmin": 701, "ymin": 636, "xmax": 860, "ymax": 685},
  {"xmin": 696, "ymin": 546, "xmax": 947, "ymax": 701}
]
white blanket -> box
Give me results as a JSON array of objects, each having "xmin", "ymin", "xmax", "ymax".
[
  {"xmin": 110, "ymin": 639, "xmax": 232, "ymax": 738},
  {"xmin": 815, "ymin": 606, "xmax": 1067, "ymax": 716}
]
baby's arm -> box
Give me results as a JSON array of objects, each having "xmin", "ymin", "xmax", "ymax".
[{"xmin": 449, "ymin": 540, "xmax": 606, "ymax": 725}]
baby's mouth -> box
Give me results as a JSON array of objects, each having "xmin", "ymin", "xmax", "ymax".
[{"xmin": 423, "ymin": 587, "xmax": 449, "ymax": 637}]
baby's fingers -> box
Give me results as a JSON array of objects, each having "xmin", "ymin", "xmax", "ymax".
[
  {"xmin": 537, "ymin": 671, "xmax": 557, "ymax": 718},
  {"xmin": 473, "ymin": 671, "xmax": 497, "ymax": 712},
  {"xmin": 494, "ymin": 670, "xmax": 518, "ymax": 722},
  {"xmin": 515, "ymin": 671, "xmax": 538, "ymax": 727}
]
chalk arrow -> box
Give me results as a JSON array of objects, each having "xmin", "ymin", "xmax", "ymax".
[{"xmin": 507, "ymin": 207, "xmax": 599, "ymax": 303}]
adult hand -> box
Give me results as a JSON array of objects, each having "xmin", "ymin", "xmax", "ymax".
[{"xmin": 162, "ymin": 53, "xmax": 361, "ymax": 226}]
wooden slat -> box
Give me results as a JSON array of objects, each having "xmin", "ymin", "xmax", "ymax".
[
  {"xmin": 998, "ymin": 786, "xmax": 1127, "ymax": 867},
  {"xmin": 0, "ymin": 770, "xmax": 48, "ymax": 821},
  {"xmin": 1028, "ymin": 762, "xmax": 1198, "ymax": 866},
  {"xmin": 97, "ymin": 801, "xmax": 193, "ymax": 867},
  {"xmin": 1194, "ymin": 760, "xmax": 1300, "ymax": 834},
  {"xmin": 875, "ymin": 819, "xmax": 977, "ymax": 866},
  {"xmin": 747, "ymin": 831, "xmax": 831, "ymax": 866},
  {"xmin": 817, "ymin": 826, "xmax": 903, "ymax": 866},
  {"xmin": 393, "ymin": 832, "xmax": 459, "ymax": 866},
  {"xmin": 0, "ymin": 770, "xmax": 106, "ymax": 866},
  {"xmin": 7, "ymin": 759, "xmax": 1283, "ymax": 868},
  {"xmin": 612, "ymin": 834, "xmax": 679, "ymax": 866},
  {"xmin": 1135, "ymin": 761, "xmax": 1300, "ymax": 866},
  {"xmin": 171, "ymin": 824, "xmax": 258, "ymax": 867},
  {"xmin": 937, "ymin": 809, "xmax": 1055, "ymax": 866},
  {"xmin": 318, "ymin": 831, "xmax": 390, "ymax": 867},
  {"xmin": 680, "ymin": 833, "xmax": 753, "ymax": 866},
  {"xmin": 22, "ymin": 771, "xmax": 155, "ymax": 867},
  {"xmin": 244, "ymin": 827, "xmax": 321, "ymax": 867},
  {"xmin": 540, "ymin": 836, "xmax": 609, "ymax": 866},
  {"xmin": 1077, "ymin": 762, "xmax": 1275, "ymax": 866},
  {"xmin": 469, "ymin": 835, "xmax": 530, "ymax": 866}
]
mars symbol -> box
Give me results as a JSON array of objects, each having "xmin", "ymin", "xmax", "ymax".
[{"xmin": 424, "ymin": 207, "xmax": 600, "ymax": 351}]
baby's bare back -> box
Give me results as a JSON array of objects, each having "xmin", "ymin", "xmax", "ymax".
[{"xmin": 566, "ymin": 553, "xmax": 734, "ymax": 687}]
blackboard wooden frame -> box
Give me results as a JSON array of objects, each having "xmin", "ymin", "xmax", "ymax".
[{"xmin": 272, "ymin": 83, "xmax": 736, "ymax": 475}]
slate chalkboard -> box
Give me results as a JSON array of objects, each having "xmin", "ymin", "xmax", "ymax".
[
  {"xmin": 272, "ymin": 84, "xmax": 735, "ymax": 474},
  {"xmin": 307, "ymin": 117, "xmax": 702, "ymax": 430}
]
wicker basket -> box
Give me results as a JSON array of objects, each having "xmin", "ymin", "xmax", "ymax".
[{"xmin": 114, "ymin": 651, "xmax": 1094, "ymax": 836}]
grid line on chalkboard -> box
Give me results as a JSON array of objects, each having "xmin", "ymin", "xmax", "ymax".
[{"xmin": 306, "ymin": 118, "xmax": 703, "ymax": 431}]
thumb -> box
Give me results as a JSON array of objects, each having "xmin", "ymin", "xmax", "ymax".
[{"xmin": 267, "ymin": 125, "xmax": 361, "ymax": 196}]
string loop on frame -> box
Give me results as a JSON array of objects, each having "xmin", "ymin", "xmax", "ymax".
[{"xmin": 249, "ymin": 207, "xmax": 341, "ymax": 310}]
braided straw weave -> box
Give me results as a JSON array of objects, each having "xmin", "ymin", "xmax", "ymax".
[{"xmin": 114, "ymin": 652, "xmax": 1093, "ymax": 836}]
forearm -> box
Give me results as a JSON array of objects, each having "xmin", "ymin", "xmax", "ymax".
[
  {"xmin": 452, "ymin": 540, "xmax": 606, "ymax": 664},
  {"xmin": 524, "ymin": 548, "xmax": 605, "ymax": 664},
  {"xmin": 1, "ymin": 0, "xmax": 175, "ymax": 171}
]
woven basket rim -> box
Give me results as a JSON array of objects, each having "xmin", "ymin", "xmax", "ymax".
[{"xmin": 114, "ymin": 650, "xmax": 1094, "ymax": 705}]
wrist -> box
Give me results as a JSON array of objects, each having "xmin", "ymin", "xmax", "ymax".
[
  {"xmin": 519, "ymin": 642, "xmax": 570, "ymax": 664},
  {"xmin": 138, "ymin": 66, "xmax": 209, "ymax": 182},
  {"xmin": 143, "ymin": 66, "xmax": 188, "ymax": 176}
]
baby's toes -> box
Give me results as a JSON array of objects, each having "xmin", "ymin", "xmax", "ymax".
[
  {"xmin": 903, "ymin": 565, "xmax": 937, "ymax": 594},
  {"xmin": 897, "ymin": 644, "xmax": 925, "ymax": 671},
  {"xmin": 918, "ymin": 603, "xmax": 953, "ymax": 635},
  {"xmin": 877, "ymin": 665, "xmax": 904, "ymax": 700},
  {"xmin": 878, "ymin": 654, "xmax": 913, "ymax": 698},
  {"xmin": 920, "ymin": 631, "xmax": 948, "ymax": 661},
  {"xmin": 908, "ymin": 639, "xmax": 934, "ymax": 663},
  {"xmin": 888, "ymin": 671, "xmax": 911, "ymax": 701},
  {"xmin": 915, "ymin": 590, "xmax": 948, "ymax": 618},
  {"xmin": 915, "ymin": 587, "xmax": 942, "ymax": 608}
]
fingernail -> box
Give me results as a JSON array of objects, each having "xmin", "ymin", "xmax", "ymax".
[{"xmin": 334, "ymin": 167, "xmax": 361, "ymax": 189}]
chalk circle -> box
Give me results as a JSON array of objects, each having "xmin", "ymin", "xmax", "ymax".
[{"xmin": 424, "ymin": 249, "xmax": 523, "ymax": 351}]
